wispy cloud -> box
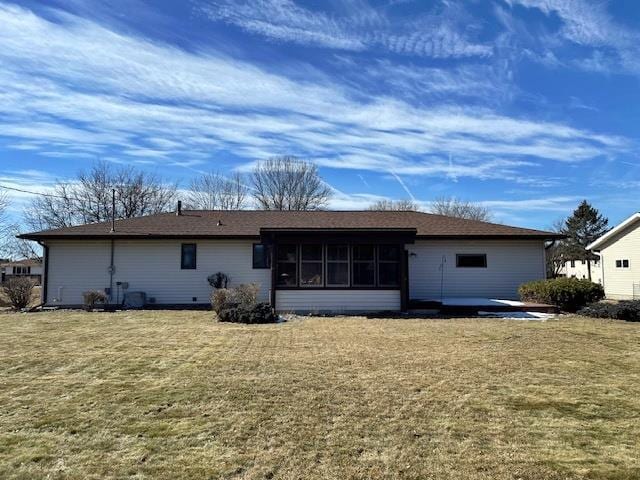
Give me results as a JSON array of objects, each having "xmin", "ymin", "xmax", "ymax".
[
  {"xmin": 507, "ymin": 0, "xmax": 640, "ymax": 75},
  {"xmin": 198, "ymin": 0, "xmax": 493, "ymax": 59},
  {"xmin": 0, "ymin": 2, "xmax": 628, "ymax": 190}
]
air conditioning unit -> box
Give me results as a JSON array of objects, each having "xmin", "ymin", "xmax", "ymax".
[{"xmin": 123, "ymin": 291, "xmax": 146, "ymax": 309}]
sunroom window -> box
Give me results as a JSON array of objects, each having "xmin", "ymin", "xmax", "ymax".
[{"xmin": 300, "ymin": 245, "xmax": 323, "ymax": 287}]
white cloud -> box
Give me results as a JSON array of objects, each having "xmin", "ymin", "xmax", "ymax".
[
  {"xmin": 507, "ymin": 0, "xmax": 640, "ymax": 75},
  {"xmin": 199, "ymin": 0, "xmax": 492, "ymax": 59},
  {"xmin": 0, "ymin": 2, "xmax": 628, "ymax": 189}
]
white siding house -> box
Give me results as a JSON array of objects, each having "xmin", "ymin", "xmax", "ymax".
[
  {"xmin": 587, "ymin": 212, "xmax": 640, "ymax": 300},
  {"xmin": 46, "ymin": 240, "xmax": 271, "ymax": 306},
  {"xmin": 408, "ymin": 240, "xmax": 546, "ymax": 300},
  {"xmin": 558, "ymin": 258, "xmax": 603, "ymax": 284},
  {"xmin": 21, "ymin": 210, "xmax": 561, "ymax": 312}
]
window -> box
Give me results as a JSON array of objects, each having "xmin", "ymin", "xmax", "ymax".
[
  {"xmin": 300, "ymin": 245, "xmax": 323, "ymax": 287},
  {"xmin": 352, "ymin": 245, "xmax": 375, "ymax": 286},
  {"xmin": 616, "ymin": 259, "xmax": 630, "ymax": 268},
  {"xmin": 581, "ymin": 260, "xmax": 585, "ymax": 265},
  {"xmin": 13, "ymin": 266, "xmax": 31, "ymax": 275},
  {"xmin": 570, "ymin": 260, "xmax": 576, "ymax": 268},
  {"xmin": 181, "ymin": 244, "xmax": 197, "ymax": 269},
  {"xmin": 252, "ymin": 244, "xmax": 271, "ymax": 269},
  {"xmin": 327, "ymin": 245, "xmax": 349, "ymax": 286},
  {"xmin": 378, "ymin": 245, "xmax": 401, "ymax": 286},
  {"xmin": 456, "ymin": 254, "xmax": 487, "ymax": 268},
  {"xmin": 276, "ymin": 245, "xmax": 297, "ymax": 286}
]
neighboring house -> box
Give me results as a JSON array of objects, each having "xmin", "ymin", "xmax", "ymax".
[
  {"xmin": 558, "ymin": 258, "xmax": 603, "ymax": 284},
  {"xmin": 0, "ymin": 258, "xmax": 43, "ymax": 285},
  {"xmin": 19, "ymin": 209, "xmax": 562, "ymax": 312},
  {"xmin": 587, "ymin": 212, "xmax": 640, "ymax": 300}
]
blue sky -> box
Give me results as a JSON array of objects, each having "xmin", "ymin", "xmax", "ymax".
[{"xmin": 0, "ymin": 0, "xmax": 638, "ymax": 229}]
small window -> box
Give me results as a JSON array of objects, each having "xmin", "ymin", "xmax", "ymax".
[
  {"xmin": 300, "ymin": 245, "xmax": 323, "ymax": 287},
  {"xmin": 615, "ymin": 259, "xmax": 630, "ymax": 268},
  {"xmin": 581, "ymin": 260, "xmax": 585, "ymax": 265},
  {"xmin": 616, "ymin": 260, "xmax": 622, "ymax": 268},
  {"xmin": 352, "ymin": 245, "xmax": 375, "ymax": 286},
  {"xmin": 276, "ymin": 245, "xmax": 297, "ymax": 286},
  {"xmin": 570, "ymin": 260, "xmax": 575, "ymax": 268},
  {"xmin": 456, "ymin": 254, "xmax": 487, "ymax": 268},
  {"xmin": 252, "ymin": 244, "xmax": 271, "ymax": 269},
  {"xmin": 181, "ymin": 243, "xmax": 197, "ymax": 269}
]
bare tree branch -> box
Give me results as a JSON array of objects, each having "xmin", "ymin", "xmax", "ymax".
[
  {"xmin": 429, "ymin": 196, "xmax": 492, "ymax": 222},
  {"xmin": 251, "ymin": 156, "xmax": 331, "ymax": 211},
  {"xmin": 24, "ymin": 161, "xmax": 177, "ymax": 230},
  {"xmin": 367, "ymin": 199, "xmax": 419, "ymax": 211},
  {"xmin": 186, "ymin": 172, "xmax": 248, "ymax": 210}
]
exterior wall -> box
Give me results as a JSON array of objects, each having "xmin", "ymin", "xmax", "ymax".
[
  {"xmin": 407, "ymin": 239, "xmax": 546, "ymax": 300},
  {"xmin": 276, "ymin": 290, "xmax": 400, "ymax": 313},
  {"xmin": 45, "ymin": 239, "xmax": 271, "ymax": 306},
  {"xmin": 597, "ymin": 221, "xmax": 640, "ymax": 300},
  {"xmin": 558, "ymin": 260, "xmax": 603, "ymax": 284}
]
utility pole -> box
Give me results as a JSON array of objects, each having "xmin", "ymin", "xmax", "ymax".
[{"xmin": 110, "ymin": 188, "xmax": 116, "ymax": 233}]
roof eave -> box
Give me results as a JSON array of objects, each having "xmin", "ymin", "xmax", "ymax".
[{"xmin": 586, "ymin": 213, "xmax": 640, "ymax": 250}]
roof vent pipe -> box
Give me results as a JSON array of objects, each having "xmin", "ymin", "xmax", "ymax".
[
  {"xmin": 176, "ymin": 200, "xmax": 182, "ymax": 216},
  {"xmin": 217, "ymin": 220, "xmax": 223, "ymax": 226}
]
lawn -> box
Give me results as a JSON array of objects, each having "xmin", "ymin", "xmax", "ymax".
[{"xmin": 0, "ymin": 312, "xmax": 639, "ymax": 480}]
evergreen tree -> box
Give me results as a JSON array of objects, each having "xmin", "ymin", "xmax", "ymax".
[{"xmin": 560, "ymin": 201, "xmax": 609, "ymax": 281}]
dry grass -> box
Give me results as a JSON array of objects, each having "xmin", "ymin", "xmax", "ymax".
[{"xmin": 0, "ymin": 311, "xmax": 639, "ymax": 480}]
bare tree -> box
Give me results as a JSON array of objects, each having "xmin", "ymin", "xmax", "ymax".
[
  {"xmin": 429, "ymin": 196, "xmax": 492, "ymax": 222},
  {"xmin": 367, "ymin": 199, "xmax": 418, "ymax": 211},
  {"xmin": 186, "ymin": 172, "xmax": 248, "ymax": 210},
  {"xmin": 0, "ymin": 191, "xmax": 9, "ymax": 255},
  {"xmin": 252, "ymin": 156, "xmax": 331, "ymax": 210},
  {"xmin": 24, "ymin": 161, "xmax": 177, "ymax": 230},
  {"xmin": 545, "ymin": 217, "xmax": 567, "ymax": 278}
]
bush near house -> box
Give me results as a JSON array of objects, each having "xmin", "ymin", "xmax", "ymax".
[
  {"xmin": 519, "ymin": 277, "xmax": 605, "ymax": 312},
  {"xmin": 578, "ymin": 301, "xmax": 640, "ymax": 322},
  {"xmin": 211, "ymin": 283, "xmax": 277, "ymax": 324},
  {"xmin": 1, "ymin": 277, "xmax": 36, "ymax": 310},
  {"xmin": 82, "ymin": 290, "xmax": 107, "ymax": 311}
]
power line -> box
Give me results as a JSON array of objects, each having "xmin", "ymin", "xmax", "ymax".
[{"xmin": 0, "ymin": 184, "xmax": 68, "ymax": 200}]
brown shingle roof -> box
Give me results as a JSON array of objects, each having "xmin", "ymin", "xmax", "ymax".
[{"xmin": 18, "ymin": 210, "xmax": 562, "ymax": 240}]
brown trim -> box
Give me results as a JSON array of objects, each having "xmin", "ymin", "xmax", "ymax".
[
  {"xmin": 400, "ymin": 249, "xmax": 408, "ymax": 312},
  {"xmin": 275, "ymin": 286, "xmax": 401, "ymax": 291},
  {"xmin": 18, "ymin": 234, "xmax": 262, "ymax": 241},
  {"xmin": 20, "ymin": 233, "xmax": 564, "ymax": 241},
  {"xmin": 270, "ymin": 239, "xmax": 277, "ymax": 310}
]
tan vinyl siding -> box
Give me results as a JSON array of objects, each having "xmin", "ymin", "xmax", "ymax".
[
  {"xmin": 275, "ymin": 290, "xmax": 400, "ymax": 313},
  {"xmin": 598, "ymin": 221, "xmax": 640, "ymax": 300},
  {"xmin": 45, "ymin": 240, "xmax": 271, "ymax": 305},
  {"xmin": 408, "ymin": 240, "xmax": 546, "ymax": 300}
]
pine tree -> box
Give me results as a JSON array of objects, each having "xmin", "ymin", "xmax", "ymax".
[{"xmin": 560, "ymin": 201, "xmax": 609, "ymax": 281}]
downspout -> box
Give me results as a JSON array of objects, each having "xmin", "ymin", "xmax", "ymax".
[{"xmin": 108, "ymin": 238, "xmax": 115, "ymax": 303}]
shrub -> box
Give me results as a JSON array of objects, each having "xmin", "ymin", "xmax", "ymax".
[
  {"xmin": 578, "ymin": 301, "xmax": 640, "ymax": 322},
  {"xmin": 207, "ymin": 272, "xmax": 230, "ymax": 289},
  {"xmin": 218, "ymin": 302, "xmax": 278, "ymax": 324},
  {"xmin": 211, "ymin": 283, "xmax": 259, "ymax": 312},
  {"xmin": 519, "ymin": 278, "xmax": 605, "ymax": 312},
  {"xmin": 1, "ymin": 277, "xmax": 36, "ymax": 310},
  {"xmin": 211, "ymin": 283, "xmax": 275, "ymax": 323},
  {"xmin": 211, "ymin": 288, "xmax": 232, "ymax": 314},
  {"xmin": 82, "ymin": 290, "xmax": 107, "ymax": 311}
]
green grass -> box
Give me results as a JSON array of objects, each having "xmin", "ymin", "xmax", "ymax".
[{"xmin": 0, "ymin": 311, "xmax": 639, "ymax": 479}]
